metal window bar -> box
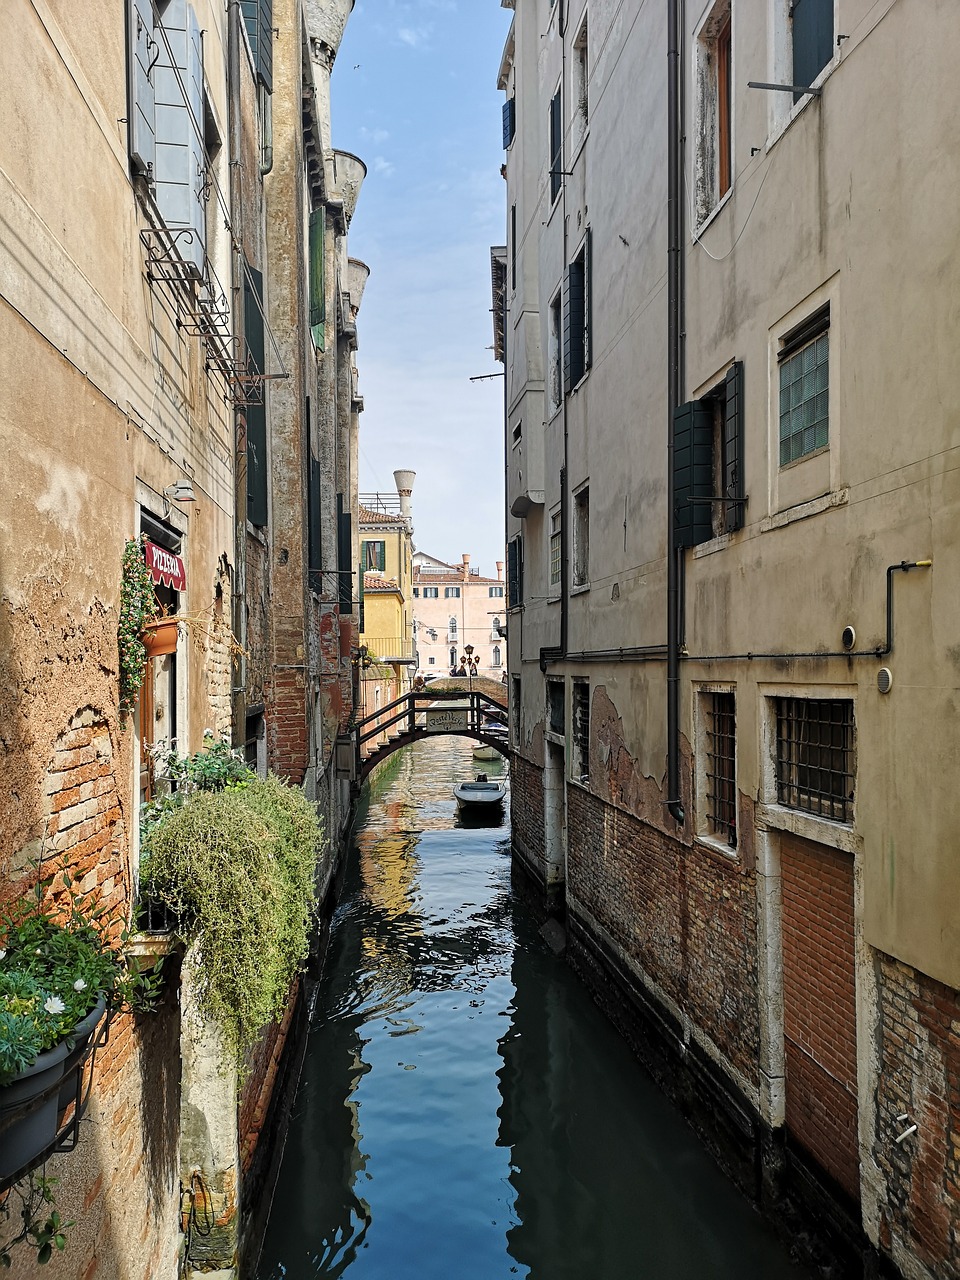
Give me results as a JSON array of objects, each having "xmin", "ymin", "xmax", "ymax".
[
  {"xmin": 573, "ymin": 681, "xmax": 590, "ymax": 784},
  {"xmin": 776, "ymin": 697, "xmax": 855, "ymax": 822},
  {"xmin": 705, "ymin": 692, "xmax": 737, "ymax": 846}
]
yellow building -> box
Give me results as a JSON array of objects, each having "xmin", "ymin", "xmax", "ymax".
[{"xmin": 357, "ymin": 472, "xmax": 417, "ymax": 718}]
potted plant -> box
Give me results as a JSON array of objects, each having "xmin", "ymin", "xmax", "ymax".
[
  {"xmin": 0, "ymin": 870, "xmax": 137, "ymax": 1182},
  {"xmin": 140, "ymin": 615, "xmax": 179, "ymax": 658}
]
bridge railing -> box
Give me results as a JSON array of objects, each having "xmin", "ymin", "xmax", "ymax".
[{"xmin": 353, "ymin": 688, "xmax": 507, "ymax": 756}]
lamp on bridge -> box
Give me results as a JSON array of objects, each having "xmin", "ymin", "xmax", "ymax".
[{"xmin": 460, "ymin": 643, "xmax": 479, "ymax": 693}]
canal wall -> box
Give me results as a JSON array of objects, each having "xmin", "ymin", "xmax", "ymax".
[{"xmin": 510, "ymin": 772, "xmax": 911, "ymax": 1280}]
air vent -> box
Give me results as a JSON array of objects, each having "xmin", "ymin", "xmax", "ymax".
[
  {"xmin": 841, "ymin": 625, "xmax": 856, "ymax": 651},
  {"xmin": 877, "ymin": 667, "xmax": 893, "ymax": 695}
]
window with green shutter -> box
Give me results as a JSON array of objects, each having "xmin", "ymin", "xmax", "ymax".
[
  {"xmin": 240, "ymin": 0, "xmax": 273, "ymax": 93},
  {"xmin": 244, "ymin": 262, "xmax": 268, "ymax": 526},
  {"xmin": 309, "ymin": 207, "xmax": 325, "ymax": 350},
  {"xmin": 154, "ymin": 3, "xmax": 206, "ymax": 277}
]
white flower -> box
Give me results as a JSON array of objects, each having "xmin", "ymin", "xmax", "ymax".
[
  {"xmin": 44, "ymin": 996, "xmax": 66, "ymax": 1016},
  {"xmin": 73, "ymin": 978, "xmax": 87, "ymax": 992},
  {"xmin": 0, "ymin": 949, "xmax": 5, "ymax": 961}
]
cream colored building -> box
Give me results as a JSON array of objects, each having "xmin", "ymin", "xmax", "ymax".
[
  {"xmin": 412, "ymin": 552, "xmax": 506, "ymax": 679},
  {"xmin": 499, "ymin": 1, "xmax": 960, "ymax": 1275}
]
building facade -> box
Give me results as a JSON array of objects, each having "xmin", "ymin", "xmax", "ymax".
[
  {"xmin": 412, "ymin": 553, "xmax": 506, "ymax": 680},
  {"xmin": 0, "ymin": 0, "xmax": 365, "ymax": 1275},
  {"xmin": 498, "ymin": 1, "xmax": 960, "ymax": 1276}
]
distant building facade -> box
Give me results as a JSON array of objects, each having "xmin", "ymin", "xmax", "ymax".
[
  {"xmin": 413, "ymin": 553, "xmax": 506, "ymax": 678},
  {"xmin": 497, "ymin": 1, "xmax": 960, "ymax": 1277}
]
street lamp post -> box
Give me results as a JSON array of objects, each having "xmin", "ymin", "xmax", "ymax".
[{"xmin": 460, "ymin": 643, "xmax": 479, "ymax": 694}]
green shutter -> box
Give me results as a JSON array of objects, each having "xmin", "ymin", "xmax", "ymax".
[
  {"xmin": 337, "ymin": 495, "xmax": 352, "ymax": 612},
  {"xmin": 127, "ymin": 0, "xmax": 156, "ymax": 178},
  {"xmin": 309, "ymin": 207, "xmax": 325, "ymax": 350},
  {"xmin": 673, "ymin": 401, "xmax": 713, "ymax": 548},
  {"xmin": 244, "ymin": 263, "xmax": 268, "ymax": 526},
  {"xmin": 240, "ymin": 0, "xmax": 273, "ymax": 92},
  {"xmin": 792, "ymin": 0, "xmax": 832, "ymax": 98},
  {"xmin": 723, "ymin": 360, "xmax": 745, "ymax": 533}
]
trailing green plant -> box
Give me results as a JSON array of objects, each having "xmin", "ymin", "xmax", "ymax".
[
  {"xmin": 0, "ymin": 1172, "xmax": 72, "ymax": 1268},
  {"xmin": 140, "ymin": 774, "xmax": 323, "ymax": 1074},
  {"xmin": 118, "ymin": 536, "xmax": 158, "ymax": 717},
  {"xmin": 139, "ymin": 735, "xmax": 254, "ymax": 847}
]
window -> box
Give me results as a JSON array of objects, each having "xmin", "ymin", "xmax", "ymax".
[
  {"xmin": 448, "ymin": 617, "xmax": 458, "ymax": 640},
  {"xmin": 240, "ymin": 0, "xmax": 274, "ymax": 91},
  {"xmin": 573, "ymin": 16, "xmax": 589, "ymax": 151},
  {"xmin": 549, "ymin": 86, "xmax": 562, "ymax": 202},
  {"xmin": 492, "ymin": 645, "xmax": 502, "ymax": 667},
  {"xmin": 413, "ymin": 588, "xmax": 420, "ymax": 597},
  {"xmin": 563, "ymin": 230, "xmax": 591, "ymax": 392},
  {"xmin": 423, "ymin": 586, "xmax": 439, "ymax": 599},
  {"xmin": 512, "ymin": 421, "xmax": 522, "ymax": 446},
  {"xmin": 449, "ymin": 647, "xmax": 457, "ymax": 669},
  {"xmin": 444, "ymin": 586, "xmax": 461, "ymax": 598},
  {"xmin": 572, "ymin": 681, "xmax": 590, "ymax": 784},
  {"xmin": 702, "ymin": 692, "xmax": 737, "ymax": 847},
  {"xmin": 244, "ymin": 261, "xmax": 268, "ymax": 526},
  {"xmin": 550, "ymin": 511, "xmax": 562, "ymax": 587},
  {"xmin": 510, "ymin": 204, "xmax": 517, "ymax": 291},
  {"xmin": 547, "ymin": 680, "xmax": 564, "ymax": 735},
  {"xmin": 792, "ymin": 0, "xmax": 833, "ymax": 99},
  {"xmin": 779, "ymin": 307, "xmax": 829, "ymax": 465},
  {"xmin": 428, "ymin": 656, "xmax": 436, "ymax": 665},
  {"xmin": 548, "ymin": 292, "xmax": 562, "ymax": 414},
  {"xmin": 507, "ymin": 534, "xmax": 524, "ymax": 608},
  {"xmin": 511, "ymin": 677, "xmax": 521, "ymax": 742},
  {"xmin": 573, "ymin": 486, "xmax": 589, "ymax": 586},
  {"xmin": 775, "ymin": 697, "xmax": 855, "ymax": 823},
  {"xmin": 489, "ymin": 586, "xmax": 504, "ymax": 598},
  {"xmin": 362, "ymin": 540, "xmax": 386, "ymax": 572},
  {"xmin": 491, "ymin": 616, "xmax": 501, "ymax": 634},
  {"xmin": 673, "ymin": 359, "xmax": 745, "ymax": 547},
  {"xmin": 695, "ymin": 0, "xmax": 732, "ymax": 224},
  {"xmin": 503, "ymin": 96, "xmax": 516, "ymax": 149},
  {"xmin": 154, "ymin": 3, "xmax": 206, "ymax": 277},
  {"xmin": 308, "ymin": 207, "xmax": 325, "ymax": 349}
]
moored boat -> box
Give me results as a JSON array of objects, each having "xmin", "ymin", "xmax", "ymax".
[{"xmin": 453, "ymin": 774, "xmax": 506, "ymax": 810}]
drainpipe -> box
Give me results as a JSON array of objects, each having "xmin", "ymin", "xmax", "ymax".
[
  {"xmin": 228, "ymin": 0, "xmax": 248, "ymax": 747},
  {"xmin": 666, "ymin": 0, "xmax": 685, "ymax": 824}
]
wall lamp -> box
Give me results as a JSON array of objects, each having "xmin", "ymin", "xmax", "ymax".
[{"xmin": 163, "ymin": 481, "xmax": 197, "ymax": 512}]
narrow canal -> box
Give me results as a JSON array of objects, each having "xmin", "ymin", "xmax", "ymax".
[{"xmin": 257, "ymin": 738, "xmax": 813, "ymax": 1280}]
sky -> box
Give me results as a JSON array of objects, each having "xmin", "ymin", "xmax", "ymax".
[{"xmin": 330, "ymin": 1, "xmax": 513, "ymax": 580}]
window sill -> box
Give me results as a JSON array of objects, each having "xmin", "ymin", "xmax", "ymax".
[
  {"xmin": 545, "ymin": 729, "xmax": 565, "ymax": 747},
  {"xmin": 692, "ymin": 532, "xmax": 732, "ymax": 559},
  {"xmin": 692, "ymin": 184, "xmax": 734, "ymax": 241},
  {"xmin": 756, "ymin": 802, "xmax": 861, "ymax": 855},
  {"xmin": 779, "ymin": 443, "xmax": 828, "ymax": 472},
  {"xmin": 760, "ymin": 486, "xmax": 847, "ymax": 534},
  {"xmin": 570, "ymin": 582, "xmax": 590, "ymax": 596},
  {"xmin": 694, "ymin": 836, "xmax": 740, "ymax": 867},
  {"xmin": 764, "ymin": 57, "xmax": 837, "ymax": 154}
]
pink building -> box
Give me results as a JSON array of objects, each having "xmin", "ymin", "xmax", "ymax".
[{"xmin": 412, "ymin": 552, "xmax": 506, "ymax": 679}]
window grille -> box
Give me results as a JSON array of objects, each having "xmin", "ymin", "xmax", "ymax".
[
  {"xmin": 779, "ymin": 326, "xmax": 829, "ymax": 464},
  {"xmin": 550, "ymin": 512, "xmax": 562, "ymax": 586},
  {"xmin": 572, "ymin": 681, "xmax": 590, "ymax": 784},
  {"xmin": 775, "ymin": 698, "xmax": 855, "ymax": 822},
  {"xmin": 704, "ymin": 692, "xmax": 737, "ymax": 846}
]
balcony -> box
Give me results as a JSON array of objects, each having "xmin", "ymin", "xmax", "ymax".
[{"xmin": 361, "ymin": 637, "xmax": 416, "ymax": 665}]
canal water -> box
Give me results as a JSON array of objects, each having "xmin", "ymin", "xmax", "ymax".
[{"xmin": 257, "ymin": 738, "xmax": 813, "ymax": 1280}]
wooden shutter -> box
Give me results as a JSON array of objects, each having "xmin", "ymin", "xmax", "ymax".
[
  {"xmin": 583, "ymin": 227, "xmax": 592, "ymax": 372},
  {"xmin": 549, "ymin": 90, "xmax": 562, "ymax": 201},
  {"xmin": 337, "ymin": 495, "xmax": 352, "ymax": 612},
  {"xmin": 244, "ymin": 264, "xmax": 268, "ymax": 526},
  {"xmin": 127, "ymin": 0, "xmax": 156, "ymax": 178},
  {"xmin": 508, "ymin": 535, "xmax": 523, "ymax": 608},
  {"xmin": 154, "ymin": 3, "xmax": 205, "ymax": 276},
  {"xmin": 240, "ymin": 0, "xmax": 273, "ymax": 92},
  {"xmin": 502, "ymin": 98, "xmax": 516, "ymax": 149},
  {"xmin": 308, "ymin": 454, "xmax": 322, "ymax": 575},
  {"xmin": 792, "ymin": 0, "xmax": 833, "ymax": 97},
  {"xmin": 563, "ymin": 253, "xmax": 586, "ymax": 394},
  {"xmin": 309, "ymin": 207, "xmax": 325, "ymax": 349},
  {"xmin": 723, "ymin": 360, "xmax": 745, "ymax": 533},
  {"xmin": 673, "ymin": 401, "xmax": 714, "ymax": 548}
]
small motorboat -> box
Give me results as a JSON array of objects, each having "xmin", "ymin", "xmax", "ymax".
[{"xmin": 454, "ymin": 774, "xmax": 506, "ymax": 811}]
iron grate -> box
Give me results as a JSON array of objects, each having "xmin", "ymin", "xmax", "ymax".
[
  {"xmin": 775, "ymin": 697, "xmax": 855, "ymax": 823},
  {"xmin": 705, "ymin": 692, "xmax": 737, "ymax": 847}
]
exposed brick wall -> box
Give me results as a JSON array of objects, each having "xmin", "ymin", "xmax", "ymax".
[
  {"xmin": 270, "ymin": 615, "xmax": 309, "ymax": 782},
  {"xmin": 780, "ymin": 835, "xmax": 858, "ymax": 1202},
  {"xmin": 875, "ymin": 954, "xmax": 960, "ymax": 1278},
  {"xmin": 565, "ymin": 786, "xmax": 760, "ymax": 1086},
  {"xmin": 239, "ymin": 987, "xmax": 299, "ymax": 1176},
  {"xmin": 510, "ymin": 753, "xmax": 545, "ymax": 881}
]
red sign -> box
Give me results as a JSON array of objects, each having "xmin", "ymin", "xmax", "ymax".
[{"xmin": 145, "ymin": 540, "xmax": 186, "ymax": 592}]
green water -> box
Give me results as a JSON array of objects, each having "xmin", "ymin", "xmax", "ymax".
[{"xmin": 257, "ymin": 738, "xmax": 812, "ymax": 1280}]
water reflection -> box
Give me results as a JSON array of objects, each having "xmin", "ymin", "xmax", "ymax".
[{"xmin": 257, "ymin": 739, "xmax": 810, "ymax": 1280}]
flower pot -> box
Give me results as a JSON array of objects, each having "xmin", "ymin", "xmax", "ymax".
[
  {"xmin": 0, "ymin": 997, "xmax": 107, "ymax": 1180},
  {"xmin": 141, "ymin": 617, "xmax": 179, "ymax": 657},
  {"xmin": 0, "ymin": 1039, "xmax": 72, "ymax": 1180}
]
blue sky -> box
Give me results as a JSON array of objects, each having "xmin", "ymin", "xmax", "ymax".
[{"xmin": 330, "ymin": 1, "xmax": 513, "ymax": 579}]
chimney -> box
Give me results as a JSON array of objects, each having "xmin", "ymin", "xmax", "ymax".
[
  {"xmin": 462, "ymin": 553, "xmax": 470, "ymax": 581},
  {"xmin": 393, "ymin": 469, "xmax": 415, "ymax": 520},
  {"xmin": 496, "ymin": 560, "xmax": 504, "ymax": 581}
]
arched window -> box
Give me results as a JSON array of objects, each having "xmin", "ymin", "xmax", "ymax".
[
  {"xmin": 449, "ymin": 646, "xmax": 457, "ymax": 669},
  {"xmin": 449, "ymin": 616, "xmax": 458, "ymax": 636},
  {"xmin": 492, "ymin": 616, "xmax": 501, "ymax": 634},
  {"xmin": 492, "ymin": 645, "xmax": 502, "ymax": 667}
]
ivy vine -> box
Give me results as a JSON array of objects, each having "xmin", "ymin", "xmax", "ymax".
[{"xmin": 118, "ymin": 536, "xmax": 157, "ymax": 718}]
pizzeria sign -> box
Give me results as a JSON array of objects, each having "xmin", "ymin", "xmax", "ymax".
[{"xmin": 145, "ymin": 540, "xmax": 186, "ymax": 592}]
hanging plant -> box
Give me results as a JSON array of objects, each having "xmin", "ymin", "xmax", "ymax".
[{"xmin": 118, "ymin": 536, "xmax": 157, "ymax": 718}]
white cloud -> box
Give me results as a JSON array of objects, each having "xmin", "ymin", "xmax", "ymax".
[
  {"xmin": 360, "ymin": 126, "xmax": 391, "ymax": 145},
  {"xmin": 372, "ymin": 156, "xmax": 396, "ymax": 177},
  {"xmin": 396, "ymin": 25, "xmax": 433, "ymax": 48}
]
